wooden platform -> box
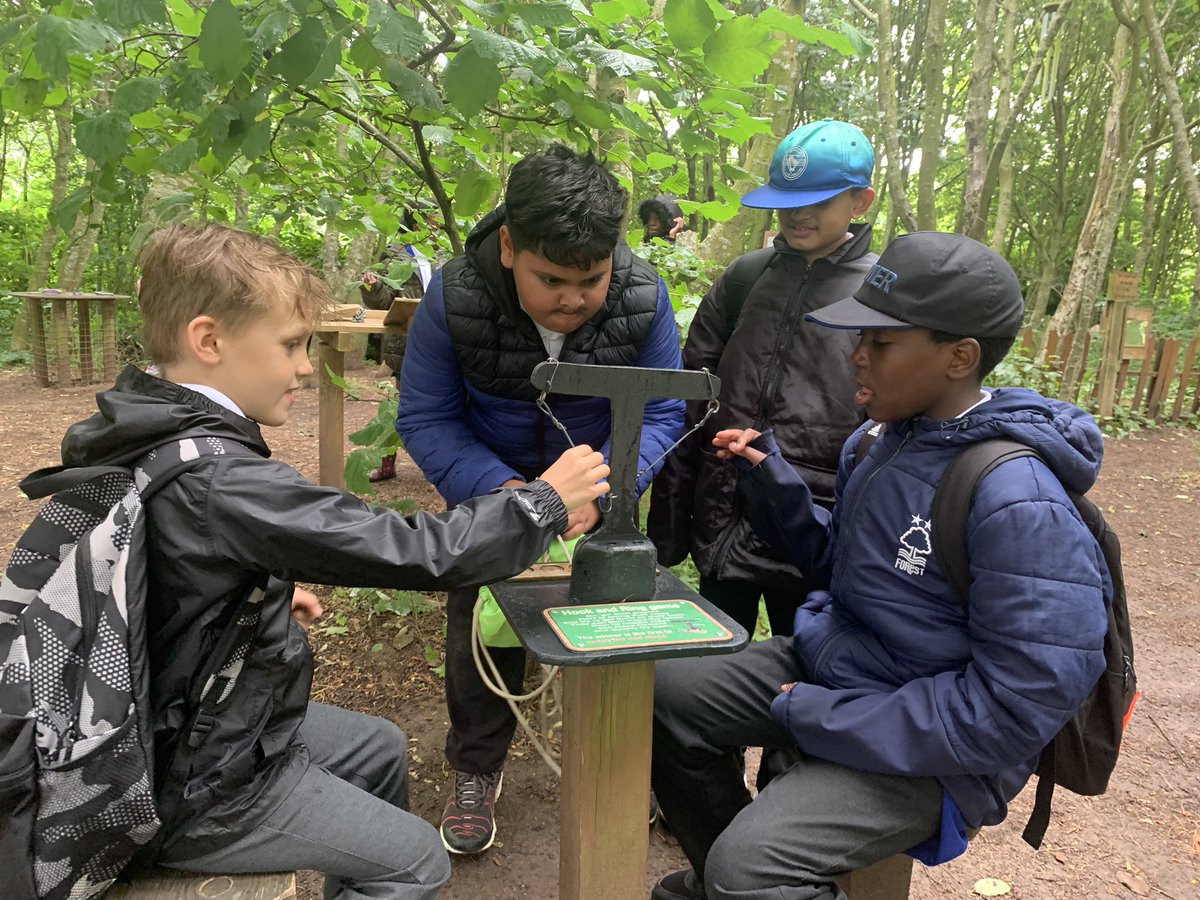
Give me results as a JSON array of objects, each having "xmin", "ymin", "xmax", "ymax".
[
  {"xmin": 839, "ymin": 855, "xmax": 914, "ymax": 899},
  {"xmin": 107, "ymin": 868, "xmax": 296, "ymax": 899}
]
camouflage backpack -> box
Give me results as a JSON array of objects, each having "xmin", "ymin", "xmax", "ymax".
[{"xmin": 0, "ymin": 437, "xmax": 263, "ymax": 899}]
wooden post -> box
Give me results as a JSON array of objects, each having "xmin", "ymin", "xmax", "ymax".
[
  {"xmin": 1021, "ymin": 326, "xmax": 1034, "ymax": 354},
  {"xmin": 839, "ymin": 855, "xmax": 914, "ymax": 899},
  {"xmin": 1147, "ymin": 339, "xmax": 1181, "ymax": 422},
  {"xmin": 51, "ymin": 297, "xmax": 72, "ymax": 385},
  {"xmin": 1132, "ymin": 334, "xmax": 1158, "ymax": 411},
  {"xmin": 1171, "ymin": 336, "xmax": 1199, "ymax": 421},
  {"xmin": 318, "ymin": 334, "xmax": 346, "ymax": 490},
  {"xmin": 1097, "ymin": 298, "xmax": 1130, "ymax": 418},
  {"xmin": 77, "ymin": 299, "xmax": 94, "ymax": 384},
  {"xmin": 559, "ymin": 661, "xmax": 655, "ymax": 900},
  {"xmin": 1044, "ymin": 329, "xmax": 1061, "ymax": 362},
  {"xmin": 26, "ymin": 297, "xmax": 49, "ymax": 386},
  {"xmin": 107, "ymin": 869, "xmax": 296, "ymax": 899},
  {"xmin": 100, "ymin": 298, "xmax": 119, "ymax": 382}
]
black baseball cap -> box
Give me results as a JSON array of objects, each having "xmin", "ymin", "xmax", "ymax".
[{"xmin": 805, "ymin": 232, "xmax": 1025, "ymax": 338}]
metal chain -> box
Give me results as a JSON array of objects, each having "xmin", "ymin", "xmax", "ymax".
[{"xmin": 534, "ymin": 360, "xmax": 722, "ymax": 512}]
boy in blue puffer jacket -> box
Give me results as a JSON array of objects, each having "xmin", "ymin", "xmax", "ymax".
[
  {"xmin": 397, "ymin": 144, "xmax": 684, "ymax": 856},
  {"xmin": 649, "ymin": 232, "xmax": 1109, "ymax": 900}
]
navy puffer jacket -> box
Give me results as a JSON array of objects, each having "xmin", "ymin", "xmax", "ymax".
[{"xmin": 737, "ymin": 388, "xmax": 1109, "ymax": 833}]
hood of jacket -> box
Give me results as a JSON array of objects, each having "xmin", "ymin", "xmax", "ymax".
[{"xmin": 58, "ymin": 366, "xmax": 270, "ymax": 472}]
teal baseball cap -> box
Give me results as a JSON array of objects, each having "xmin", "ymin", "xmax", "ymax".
[{"xmin": 742, "ymin": 119, "xmax": 875, "ymax": 209}]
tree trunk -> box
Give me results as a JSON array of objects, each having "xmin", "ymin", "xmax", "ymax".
[
  {"xmin": 916, "ymin": 0, "xmax": 948, "ymax": 230},
  {"xmin": 1139, "ymin": 0, "xmax": 1200, "ymax": 308},
  {"xmin": 876, "ymin": 0, "xmax": 918, "ymax": 232},
  {"xmin": 28, "ymin": 109, "xmax": 73, "ymax": 291},
  {"xmin": 960, "ymin": 0, "xmax": 999, "ymax": 239},
  {"xmin": 1048, "ymin": 21, "xmax": 1135, "ymax": 394},
  {"xmin": 698, "ymin": 0, "xmax": 805, "ymax": 262},
  {"xmin": 990, "ymin": 0, "xmax": 1018, "ymax": 250}
]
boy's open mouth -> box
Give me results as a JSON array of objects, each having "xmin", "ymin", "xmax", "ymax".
[{"xmin": 854, "ymin": 384, "xmax": 874, "ymax": 406}]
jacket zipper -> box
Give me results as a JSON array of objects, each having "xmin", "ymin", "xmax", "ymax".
[
  {"xmin": 710, "ymin": 262, "xmax": 812, "ymax": 576},
  {"xmin": 832, "ymin": 431, "xmax": 913, "ymax": 589},
  {"xmin": 757, "ymin": 261, "xmax": 813, "ymax": 423}
]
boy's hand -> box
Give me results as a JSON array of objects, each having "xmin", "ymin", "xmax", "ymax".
[
  {"xmin": 713, "ymin": 428, "xmax": 766, "ymax": 465},
  {"xmin": 540, "ymin": 445, "xmax": 610, "ymax": 514},
  {"xmin": 361, "ymin": 271, "xmax": 379, "ymax": 286},
  {"xmin": 291, "ymin": 587, "xmax": 324, "ymax": 628},
  {"xmin": 562, "ymin": 500, "xmax": 602, "ymax": 540}
]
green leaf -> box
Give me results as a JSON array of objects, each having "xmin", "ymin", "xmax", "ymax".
[
  {"xmin": 239, "ymin": 119, "xmax": 272, "ymax": 160},
  {"xmin": 703, "ymin": 17, "xmax": 776, "ymax": 83},
  {"xmin": 94, "ymin": 0, "xmax": 169, "ymax": 31},
  {"xmin": 584, "ymin": 45, "xmax": 655, "ymax": 76},
  {"xmin": 510, "ymin": 1, "xmax": 579, "ymax": 27},
  {"xmin": 34, "ymin": 16, "xmax": 121, "ymax": 83},
  {"xmin": 664, "ymin": 0, "xmax": 717, "ymax": 51},
  {"xmin": 53, "ymin": 187, "xmax": 90, "ymax": 231},
  {"xmin": 271, "ymin": 19, "xmax": 327, "ymax": 85},
  {"xmin": 382, "ymin": 61, "xmax": 442, "ymax": 110},
  {"xmin": 838, "ymin": 21, "xmax": 872, "ymax": 56},
  {"xmin": 154, "ymin": 191, "xmax": 195, "ymax": 221},
  {"xmin": 695, "ymin": 200, "xmax": 740, "ymax": 222},
  {"xmin": 422, "ymin": 125, "xmax": 454, "ymax": 145},
  {"xmin": 757, "ymin": 8, "xmax": 854, "ymax": 55},
  {"xmin": 158, "ymin": 137, "xmax": 198, "ymax": 173},
  {"xmin": 660, "ymin": 168, "xmax": 690, "ymax": 194},
  {"xmin": 467, "ymin": 27, "xmax": 546, "ymax": 66},
  {"xmin": 199, "ymin": 0, "xmax": 251, "ymax": 82},
  {"xmin": 645, "ymin": 151, "xmax": 675, "ymax": 170},
  {"xmin": 454, "ymin": 167, "xmax": 499, "ymax": 218},
  {"xmin": 444, "ymin": 44, "xmax": 501, "ymax": 118},
  {"xmin": 76, "ymin": 110, "xmax": 132, "ymax": 166},
  {"xmin": 368, "ymin": 0, "xmax": 426, "ymax": 59},
  {"xmin": 112, "ymin": 77, "xmax": 161, "ymax": 114}
]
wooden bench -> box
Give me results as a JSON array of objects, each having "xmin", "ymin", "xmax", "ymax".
[
  {"xmin": 839, "ymin": 854, "xmax": 914, "ymax": 899},
  {"xmin": 107, "ymin": 868, "xmax": 296, "ymax": 899}
]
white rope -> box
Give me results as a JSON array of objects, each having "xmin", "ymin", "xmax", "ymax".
[{"xmin": 469, "ymin": 536, "xmax": 574, "ymax": 776}]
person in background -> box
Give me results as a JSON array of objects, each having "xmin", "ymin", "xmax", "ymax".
[
  {"xmin": 648, "ymin": 119, "xmax": 878, "ymax": 640},
  {"xmin": 359, "ymin": 210, "xmax": 436, "ymax": 482},
  {"xmin": 639, "ymin": 194, "xmax": 687, "ymax": 243}
]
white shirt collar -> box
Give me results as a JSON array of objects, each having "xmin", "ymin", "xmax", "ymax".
[{"xmin": 181, "ymin": 383, "xmax": 245, "ymax": 418}]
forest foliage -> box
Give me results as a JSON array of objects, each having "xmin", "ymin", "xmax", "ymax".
[{"xmin": 0, "ymin": 0, "xmax": 1198, "ymax": 366}]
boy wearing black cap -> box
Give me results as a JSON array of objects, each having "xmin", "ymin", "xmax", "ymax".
[
  {"xmin": 648, "ymin": 118, "xmax": 877, "ymax": 639},
  {"xmin": 649, "ymin": 232, "xmax": 1110, "ymax": 900}
]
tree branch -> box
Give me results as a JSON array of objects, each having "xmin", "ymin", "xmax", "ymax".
[{"xmin": 411, "ymin": 122, "xmax": 463, "ymax": 256}]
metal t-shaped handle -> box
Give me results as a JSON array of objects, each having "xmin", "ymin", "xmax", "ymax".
[{"xmin": 531, "ymin": 361, "xmax": 719, "ymax": 602}]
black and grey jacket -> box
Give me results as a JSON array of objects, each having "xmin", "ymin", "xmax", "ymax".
[{"xmin": 50, "ymin": 366, "xmax": 569, "ymax": 857}]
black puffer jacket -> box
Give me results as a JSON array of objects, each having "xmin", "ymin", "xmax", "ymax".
[
  {"xmin": 439, "ymin": 206, "xmax": 662, "ymax": 401},
  {"xmin": 647, "ymin": 224, "xmax": 876, "ymax": 589},
  {"xmin": 52, "ymin": 367, "xmax": 570, "ymax": 857}
]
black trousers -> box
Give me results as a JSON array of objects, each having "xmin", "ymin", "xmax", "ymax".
[
  {"xmin": 652, "ymin": 637, "xmax": 943, "ymax": 899},
  {"xmin": 443, "ymin": 586, "xmax": 526, "ymax": 774},
  {"xmin": 698, "ymin": 574, "xmax": 812, "ymax": 638}
]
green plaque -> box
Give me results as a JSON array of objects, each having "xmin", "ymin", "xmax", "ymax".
[{"xmin": 544, "ymin": 599, "xmax": 733, "ymax": 652}]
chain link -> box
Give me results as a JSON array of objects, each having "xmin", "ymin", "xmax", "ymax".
[{"xmin": 534, "ymin": 360, "xmax": 722, "ymax": 513}]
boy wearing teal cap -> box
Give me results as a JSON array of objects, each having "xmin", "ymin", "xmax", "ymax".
[{"xmin": 648, "ymin": 118, "xmax": 877, "ymax": 642}]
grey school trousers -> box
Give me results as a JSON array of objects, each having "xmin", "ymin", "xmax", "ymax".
[
  {"xmin": 652, "ymin": 637, "xmax": 944, "ymax": 900},
  {"xmin": 160, "ymin": 702, "xmax": 450, "ymax": 900}
]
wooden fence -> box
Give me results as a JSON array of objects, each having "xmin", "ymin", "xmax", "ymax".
[{"xmin": 1020, "ymin": 296, "xmax": 1200, "ymax": 423}]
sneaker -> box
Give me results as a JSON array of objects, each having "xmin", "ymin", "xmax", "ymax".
[
  {"xmin": 650, "ymin": 869, "xmax": 706, "ymax": 900},
  {"xmin": 440, "ymin": 770, "xmax": 503, "ymax": 855}
]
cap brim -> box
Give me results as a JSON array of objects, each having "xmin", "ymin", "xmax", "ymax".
[
  {"xmin": 804, "ymin": 296, "xmax": 914, "ymax": 330},
  {"xmin": 741, "ymin": 183, "xmax": 851, "ymax": 209}
]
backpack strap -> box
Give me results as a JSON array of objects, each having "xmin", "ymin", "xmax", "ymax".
[
  {"xmin": 722, "ymin": 248, "xmax": 775, "ymax": 336},
  {"xmin": 931, "ymin": 439, "xmax": 1040, "ymax": 609},
  {"xmin": 853, "ymin": 422, "xmax": 886, "ymax": 467}
]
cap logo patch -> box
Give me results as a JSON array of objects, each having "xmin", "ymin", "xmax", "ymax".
[
  {"xmin": 864, "ymin": 263, "xmax": 898, "ymax": 294},
  {"xmin": 781, "ymin": 147, "xmax": 808, "ymax": 181}
]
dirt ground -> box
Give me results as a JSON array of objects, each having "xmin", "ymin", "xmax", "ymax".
[{"xmin": 0, "ymin": 364, "xmax": 1196, "ymax": 900}]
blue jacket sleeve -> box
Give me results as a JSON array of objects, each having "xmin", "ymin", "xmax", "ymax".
[
  {"xmin": 396, "ymin": 273, "xmax": 522, "ymax": 507},
  {"xmin": 628, "ymin": 281, "xmax": 686, "ymax": 497},
  {"xmin": 734, "ymin": 430, "xmax": 836, "ymax": 582},
  {"xmin": 770, "ymin": 457, "xmax": 1109, "ymax": 778}
]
